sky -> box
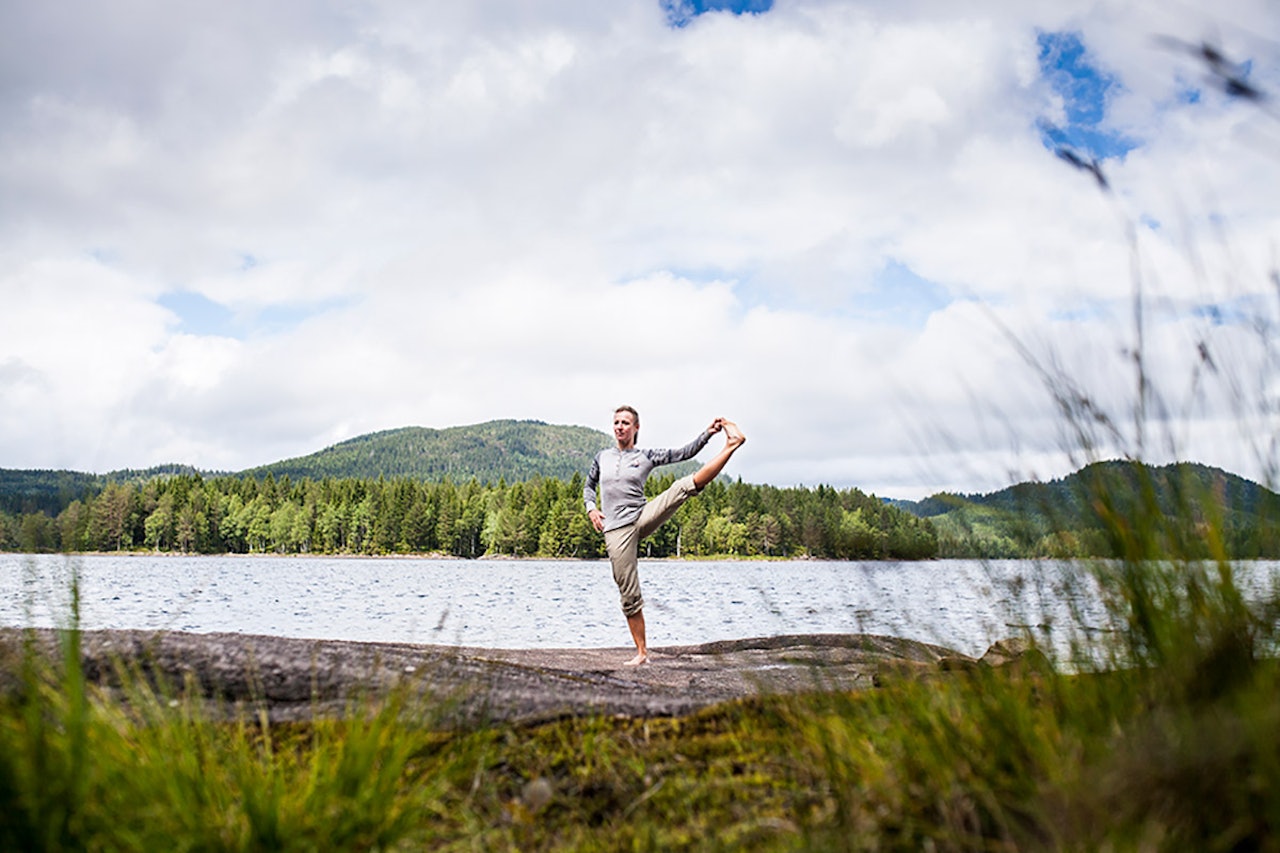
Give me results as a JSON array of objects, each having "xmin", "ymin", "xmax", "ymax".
[{"xmin": 2, "ymin": 0, "xmax": 1279, "ymax": 499}]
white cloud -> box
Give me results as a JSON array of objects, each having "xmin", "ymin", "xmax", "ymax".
[{"xmin": 1, "ymin": 0, "xmax": 1278, "ymax": 498}]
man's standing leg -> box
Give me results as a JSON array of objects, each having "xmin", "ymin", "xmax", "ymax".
[{"xmin": 604, "ymin": 524, "xmax": 649, "ymax": 665}]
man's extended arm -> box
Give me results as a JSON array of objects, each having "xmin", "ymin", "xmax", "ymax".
[{"xmin": 647, "ymin": 428, "xmax": 714, "ymax": 467}]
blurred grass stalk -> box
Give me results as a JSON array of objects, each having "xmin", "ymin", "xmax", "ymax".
[
  {"xmin": 792, "ymin": 385, "xmax": 1280, "ymax": 848},
  {"xmin": 792, "ymin": 54, "xmax": 1280, "ymax": 848}
]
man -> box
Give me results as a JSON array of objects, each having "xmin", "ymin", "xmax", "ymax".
[{"xmin": 583, "ymin": 405, "xmax": 746, "ymax": 665}]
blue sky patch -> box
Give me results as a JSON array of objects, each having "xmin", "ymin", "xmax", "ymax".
[
  {"xmin": 158, "ymin": 291, "xmax": 238, "ymax": 338},
  {"xmin": 662, "ymin": 0, "xmax": 773, "ymax": 28},
  {"xmin": 1191, "ymin": 295, "xmax": 1266, "ymax": 327},
  {"xmin": 1037, "ymin": 31, "xmax": 1137, "ymax": 162},
  {"xmin": 158, "ymin": 291, "xmax": 355, "ymax": 339},
  {"xmin": 855, "ymin": 260, "xmax": 953, "ymax": 328}
]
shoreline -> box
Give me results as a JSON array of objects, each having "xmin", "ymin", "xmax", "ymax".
[
  {"xmin": 0, "ymin": 627, "xmax": 997, "ymax": 724},
  {"xmin": 4, "ymin": 550, "xmax": 903, "ymax": 562}
]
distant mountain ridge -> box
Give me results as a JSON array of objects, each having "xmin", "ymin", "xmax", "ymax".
[
  {"xmin": 0, "ymin": 419, "xmax": 686, "ymax": 516},
  {"xmin": 890, "ymin": 460, "xmax": 1275, "ymax": 522},
  {"xmin": 0, "ymin": 420, "xmax": 616, "ymax": 513},
  {"xmin": 890, "ymin": 460, "xmax": 1280, "ymax": 558},
  {"xmin": 242, "ymin": 420, "xmax": 619, "ymax": 483}
]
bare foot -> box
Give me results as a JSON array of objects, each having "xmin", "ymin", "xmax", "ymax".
[
  {"xmin": 722, "ymin": 420, "xmax": 746, "ymax": 448},
  {"xmin": 624, "ymin": 652, "xmax": 650, "ymax": 666}
]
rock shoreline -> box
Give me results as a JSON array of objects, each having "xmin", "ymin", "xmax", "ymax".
[{"xmin": 0, "ymin": 628, "xmax": 1008, "ymax": 725}]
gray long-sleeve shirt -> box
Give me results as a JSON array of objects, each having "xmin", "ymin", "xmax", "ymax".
[{"xmin": 583, "ymin": 430, "xmax": 712, "ymax": 532}]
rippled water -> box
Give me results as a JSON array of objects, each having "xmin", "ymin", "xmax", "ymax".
[{"xmin": 3, "ymin": 554, "xmax": 1274, "ymax": 657}]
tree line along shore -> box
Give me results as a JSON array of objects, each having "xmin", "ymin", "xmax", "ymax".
[
  {"xmin": 6, "ymin": 460, "xmax": 1279, "ymax": 560},
  {"xmin": 0, "ymin": 471, "xmax": 940, "ymax": 560}
]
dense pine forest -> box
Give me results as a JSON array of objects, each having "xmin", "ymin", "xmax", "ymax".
[
  {"xmin": 3, "ymin": 417, "xmax": 1275, "ymax": 559},
  {"xmin": 3, "ymin": 460, "xmax": 1277, "ymax": 560},
  {"xmin": 0, "ymin": 471, "xmax": 940, "ymax": 560}
]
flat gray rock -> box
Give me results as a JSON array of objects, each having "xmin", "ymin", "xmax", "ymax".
[{"xmin": 0, "ymin": 628, "xmax": 970, "ymax": 724}]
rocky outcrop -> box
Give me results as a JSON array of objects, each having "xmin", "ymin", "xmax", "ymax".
[{"xmin": 0, "ymin": 628, "xmax": 1023, "ymax": 724}]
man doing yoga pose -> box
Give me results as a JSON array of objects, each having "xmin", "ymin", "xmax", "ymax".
[{"xmin": 583, "ymin": 406, "xmax": 746, "ymax": 665}]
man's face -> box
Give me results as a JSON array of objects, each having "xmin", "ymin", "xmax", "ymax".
[{"xmin": 613, "ymin": 411, "xmax": 638, "ymax": 447}]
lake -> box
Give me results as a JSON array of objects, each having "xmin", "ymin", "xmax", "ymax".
[{"xmin": 3, "ymin": 554, "xmax": 1274, "ymax": 658}]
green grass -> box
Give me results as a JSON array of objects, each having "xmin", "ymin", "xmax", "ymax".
[{"xmin": 3, "ymin": 549, "xmax": 1280, "ymax": 852}]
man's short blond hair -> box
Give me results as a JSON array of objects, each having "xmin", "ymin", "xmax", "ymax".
[{"xmin": 614, "ymin": 405, "xmax": 640, "ymax": 431}]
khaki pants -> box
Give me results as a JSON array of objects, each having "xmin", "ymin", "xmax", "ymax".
[{"xmin": 603, "ymin": 474, "xmax": 701, "ymax": 617}]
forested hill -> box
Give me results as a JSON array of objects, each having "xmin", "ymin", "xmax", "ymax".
[
  {"xmin": 893, "ymin": 461, "xmax": 1274, "ymax": 521},
  {"xmin": 242, "ymin": 420, "xmax": 620, "ymax": 483},
  {"xmin": 0, "ymin": 420, "xmax": 677, "ymax": 514},
  {"xmin": 891, "ymin": 460, "xmax": 1280, "ymax": 558}
]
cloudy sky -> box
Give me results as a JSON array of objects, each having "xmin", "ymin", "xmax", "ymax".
[{"xmin": 2, "ymin": 0, "xmax": 1278, "ymax": 499}]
